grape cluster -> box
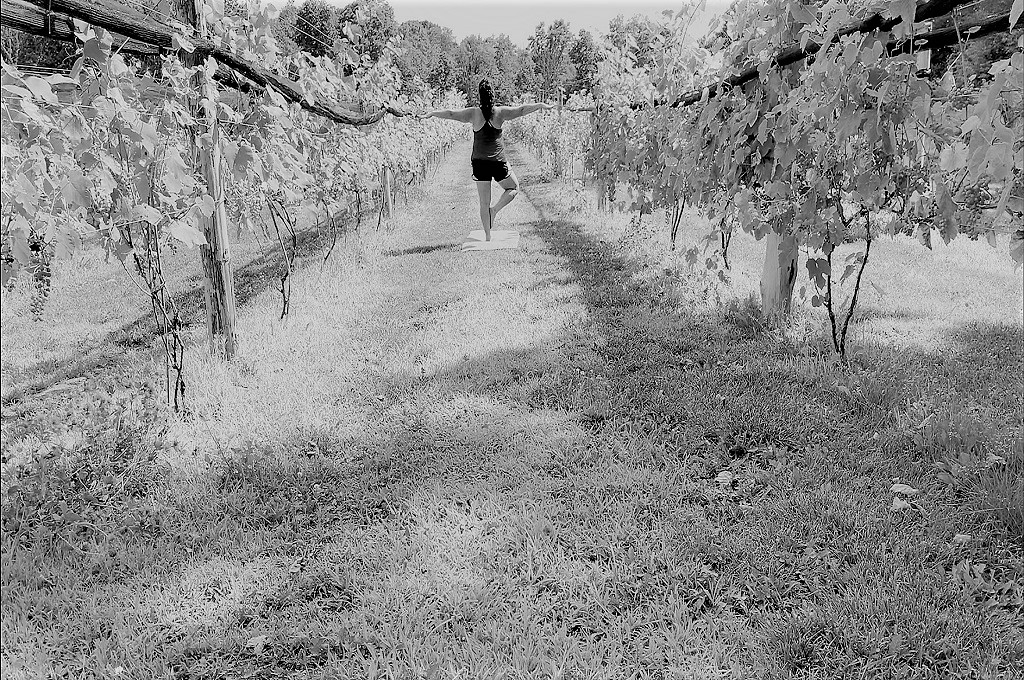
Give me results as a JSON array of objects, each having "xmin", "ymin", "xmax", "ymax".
[
  {"xmin": 88, "ymin": 177, "xmax": 114, "ymax": 224},
  {"xmin": 29, "ymin": 238, "xmax": 53, "ymax": 321},
  {"xmin": 956, "ymin": 180, "xmax": 992, "ymax": 238},
  {"xmin": 1, "ymin": 253, "xmax": 15, "ymax": 292},
  {"xmin": 226, "ymin": 180, "xmax": 262, "ymax": 228},
  {"xmin": 958, "ymin": 182, "xmax": 989, "ymax": 212}
]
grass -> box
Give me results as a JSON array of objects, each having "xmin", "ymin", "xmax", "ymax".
[{"xmin": 1, "ymin": 139, "xmax": 1022, "ymax": 679}]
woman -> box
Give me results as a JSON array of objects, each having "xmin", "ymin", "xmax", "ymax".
[{"xmin": 419, "ymin": 79, "xmax": 554, "ymax": 241}]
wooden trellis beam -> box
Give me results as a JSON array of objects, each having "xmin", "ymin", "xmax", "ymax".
[
  {"xmin": 2, "ymin": 0, "xmax": 404, "ymax": 125},
  {"xmin": 658, "ymin": 0, "xmax": 992, "ymax": 109},
  {"xmin": 1, "ymin": 0, "xmax": 259, "ymax": 92}
]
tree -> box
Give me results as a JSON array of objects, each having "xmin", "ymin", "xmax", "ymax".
[
  {"xmin": 528, "ymin": 20, "xmax": 574, "ymax": 102},
  {"xmin": 395, "ymin": 19, "xmax": 458, "ymax": 94},
  {"xmin": 433, "ymin": 51, "xmax": 457, "ymax": 93},
  {"xmin": 458, "ymin": 34, "xmax": 498, "ymax": 103},
  {"xmin": 513, "ymin": 49, "xmax": 538, "ymax": 99},
  {"xmin": 272, "ymin": 0, "xmax": 301, "ymax": 54},
  {"xmin": 568, "ymin": 29, "xmax": 598, "ymax": 94},
  {"xmin": 605, "ymin": 14, "xmax": 657, "ymax": 68},
  {"xmin": 1, "ymin": 26, "xmax": 78, "ymax": 69},
  {"xmin": 929, "ymin": 0, "xmax": 1022, "ymax": 83},
  {"xmin": 492, "ymin": 34, "xmax": 523, "ymax": 102},
  {"xmin": 338, "ymin": 0, "xmax": 396, "ymax": 62},
  {"xmin": 293, "ymin": 0, "xmax": 337, "ymax": 57}
]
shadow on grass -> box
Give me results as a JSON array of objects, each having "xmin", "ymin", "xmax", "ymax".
[
  {"xmin": 517, "ymin": 164, "xmax": 1021, "ymax": 433},
  {"xmin": 504, "ymin": 167, "xmax": 1024, "ymax": 537},
  {"xmin": 505, "ymin": 187, "xmax": 836, "ymax": 449},
  {"xmin": 0, "ymin": 418, "xmax": 436, "ymax": 677},
  {"xmin": 0, "ymin": 385, "xmax": 584, "ymax": 677},
  {"xmin": 3, "ymin": 163, "xmax": 1022, "ymax": 678},
  {"xmin": 383, "ymin": 243, "xmax": 460, "ymax": 257}
]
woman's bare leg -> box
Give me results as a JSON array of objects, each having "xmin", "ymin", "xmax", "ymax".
[
  {"xmin": 490, "ymin": 170, "xmax": 519, "ymax": 230},
  {"xmin": 475, "ymin": 180, "xmax": 492, "ymax": 240}
]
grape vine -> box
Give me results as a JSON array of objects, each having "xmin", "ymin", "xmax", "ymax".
[
  {"xmin": 584, "ymin": 0, "xmax": 1023, "ymax": 358},
  {"xmin": 1, "ymin": 0, "xmax": 461, "ymax": 405}
]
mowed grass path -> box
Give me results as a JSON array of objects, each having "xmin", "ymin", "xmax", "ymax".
[{"xmin": 2, "ymin": 140, "xmax": 1022, "ymax": 679}]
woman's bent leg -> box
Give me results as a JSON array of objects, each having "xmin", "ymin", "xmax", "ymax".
[
  {"xmin": 490, "ymin": 170, "xmax": 519, "ymax": 228},
  {"xmin": 475, "ymin": 180, "xmax": 493, "ymax": 240}
]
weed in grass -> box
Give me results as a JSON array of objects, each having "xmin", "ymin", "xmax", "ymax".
[
  {"xmin": 970, "ymin": 447, "xmax": 1024, "ymax": 541},
  {"xmin": 1, "ymin": 379, "xmax": 171, "ymax": 556},
  {"xmin": 910, "ymin": 401, "xmax": 1001, "ymax": 461},
  {"xmin": 258, "ymin": 563, "xmax": 359, "ymax": 614},
  {"xmin": 776, "ymin": 607, "xmax": 840, "ymax": 674},
  {"xmin": 719, "ymin": 292, "xmax": 768, "ymax": 340},
  {"xmin": 835, "ymin": 363, "xmax": 917, "ymax": 425},
  {"xmin": 931, "ymin": 440, "xmax": 1024, "ymax": 542},
  {"xmin": 200, "ymin": 444, "xmax": 412, "ymax": 534}
]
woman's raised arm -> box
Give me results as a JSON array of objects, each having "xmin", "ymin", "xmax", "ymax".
[
  {"xmin": 421, "ymin": 107, "xmax": 476, "ymax": 122},
  {"xmin": 499, "ymin": 102, "xmax": 555, "ymax": 121}
]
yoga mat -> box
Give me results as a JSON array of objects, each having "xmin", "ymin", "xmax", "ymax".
[{"xmin": 462, "ymin": 230, "xmax": 520, "ymax": 251}]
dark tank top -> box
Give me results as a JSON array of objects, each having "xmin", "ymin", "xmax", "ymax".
[{"xmin": 472, "ymin": 119, "xmax": 506, "ymax": 162}]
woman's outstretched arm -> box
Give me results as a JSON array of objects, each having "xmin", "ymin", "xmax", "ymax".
[
  {"xmin": 420, "ymin": 107, "xmax": 476, "ymax": 122},
  {"xmin": 499, "ymin": 102, "xmax": 555, "ymax": 121}
]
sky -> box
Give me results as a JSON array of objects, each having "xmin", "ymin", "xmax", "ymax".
[{"xmin": 386, "ymin": 0, "xmax": 732, "ymax": 46}]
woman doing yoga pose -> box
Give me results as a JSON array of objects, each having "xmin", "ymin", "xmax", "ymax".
[{"xmin": 418, "ymin": 78, "xmax": 554, "ymax": 240}]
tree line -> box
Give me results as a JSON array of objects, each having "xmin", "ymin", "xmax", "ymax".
[
  {"xmin": 273, "ymin": 0, "xmax": 615, "ymax": 104},
  {"xmin": 2, "ymin": 0, "xmax": 1017, "ymax": 102},
  {"xmin": 0, "ymin": 0, "xmax": 660, "ymax": 106}
]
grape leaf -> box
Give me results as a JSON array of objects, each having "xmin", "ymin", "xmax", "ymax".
[
  {"xmin": 91, "ymin": 96, "xmax": 116, "ymax": 123},
  {"xmin": 63, "ymin": 168, "xmax": 91, "ymax": 206},
  {"xmin": 233, "ymin": 144, "xmax": 256, "ymax": 181},
  {"xmin": 805, "ymin": 257, "xmax": 829, "ymax": 289},
  {"xmin": 939, "ymin": 142, "xmax": 967, "ymax": 172},
  {"xmin": 22, "ymin": 76, "xmax": 58, "ymax": 104},
  {"xmin": 2, "ymin": 84, "xmax": 33, "ymax": 100},
  {"xmin": 108, "ymin": 54, "xmax": 130, "ymax": 78},
  {"xmin": 788, "ymin": 0, "xmax": 816, "ymax": 26},
  {"xmin": 933, "ymin": 180, "xmax": 958, "ymax": 243},
  {"xmin": 891, "ymin": 483, "xmax": 918, "ymax": 496},
  {"xmin": 917, "ymin": 225, "xmax": 933, "ymax": 249},
  {"xmin": 0, "ymin": 260, "xmax": 17, "ymax": 288},
  {"xmin": 195, "ymin": 194, "xmax": 216, "ymax": 218},
  {"xmin": 132, "ymin": 204, "xmax": 163, "ymax": 225},
  {"xmin": 139, "ymin": 122, "xmax": 160, "ymax": 154},
  {"xmin": 1010, "ymin": 230, "xmax": 1024, "ymax": 267},
  {"xmin": 840, "ymin": 263, "xmax": 860, "ymax": 284},
  {"xmin": 54, "ymin": 226, "xmax": 81, "ymax": 259},
  {"xmin": 173, "ymin": 33, "xmax": 196, "ymax": 54},
  {"xmin": 891, "ymin": 497, "xmax": 912, "ymax": 511},
  {"xmin": 44, "ymin": 74, "xmax": 79, "ymax": 88},
  {"xmin": 83, "ymin": 36, "xmax": 109, "ymax": 63},
  {"xmin": 163, "ymin": 148, "xmax": 192, "ymax": 194},
  {"xmin": 168, "ymin": 220, "xmax": 207, "ymax": 247},
  {"xmin": 9, "ymin": 224, "xmax": 32, "ymax": 266}
]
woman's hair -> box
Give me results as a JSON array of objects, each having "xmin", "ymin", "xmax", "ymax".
[{"xmin": 478, "ymin": 78, "xmax": 495, "ymax": 121}]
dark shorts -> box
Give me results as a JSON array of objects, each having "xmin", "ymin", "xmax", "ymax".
[{"xmin": 471, "ymin": 159, "xmax": 510, "ymax": 182}]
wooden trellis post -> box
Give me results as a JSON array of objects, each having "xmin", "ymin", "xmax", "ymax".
[
  {"xmin": 760, "ymin": 230, "xmax": 798, "ymax": 315},
  {"xmin": 175, "ymin": 0, "xmax": 237, "ymax": 358},
  {"xmin": 383, "ymin": 164, "xmax": 394, "ymax": 222}
]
